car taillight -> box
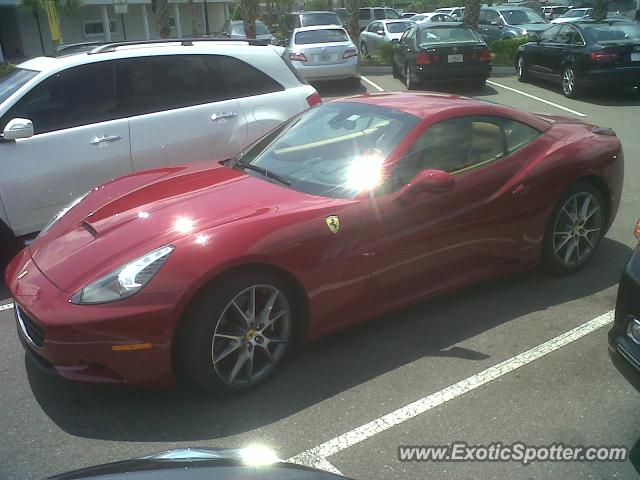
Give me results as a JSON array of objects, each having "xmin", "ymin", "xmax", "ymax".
[
  {"xmin": 289, "ymin": 52, "xmax": 307, "ymax": 62},
  {"xmin": 343, "ymin": 48, "xmax": 358, "ymax": 59},
  {"xmin": 416, "ymin": 52, "xmax": 440, "ymax": 65},
  {"xmin": 590, "ymin": 51, "xmax": 620, "ymax": 62},
  {"xmin": 306, "ymin": 91, "xmax": 322, "ymax": 107},
  {"xmin": 479, "ymin": 48, "xmax": 492, "ymax": 61}
]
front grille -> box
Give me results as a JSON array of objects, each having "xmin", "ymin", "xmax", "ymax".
[{"xmin": 16, "ymin": 305, "xmax": 44, "ymax": 348}]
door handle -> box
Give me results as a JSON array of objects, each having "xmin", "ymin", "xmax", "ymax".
[
  {"xmin": 211, "ymin": 112, "xmax": 238, "ymax": 122},
  {"xmin": 512, "ymin": 184, "xmax": 530, "ymax": 196},
  {"xmin": 90, "ymin": 134, "xmax": 122, "ymax": 145}
]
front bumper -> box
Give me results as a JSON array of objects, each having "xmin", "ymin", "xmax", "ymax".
[
  {"xmin": 580, "ymin": 66, "xmax": 640, "ymax": 88},
  {"xmin": 6, "ymin": 248, "xmax": 180, "ymax": 386},
  {"xmin": 412, "ymin": 63, "xmax": 492, "ymax": 82},
  {"xmin": 608, "ymin": 248, "xmax": 640, "ymax": 382},
  {"xmin": 292, "ymin": 59, "xmax": 361, "ymax": 81}
]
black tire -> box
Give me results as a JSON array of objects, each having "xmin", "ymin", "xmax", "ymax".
[
  {"xmin": 405, "ymin": 63, "xmax": 417, "ymax": 90},
  {"xmin": 360, "ymin": 41, "xmax": 368, "ymax": 56},
  {"xmin": 540, "ymin": 182, "xmax": 606, "ymax": 275},
  {"xmin": 0, "ymin": 223, "xmax": 17, "ymax": 275},
  {"xmin": 392, "ymin": 60, "xmax": 399, "ymax": 79},
  {"xmin": 561, "ymin": 64, "xmax": 581, "ymax": 98},
  {"xmin": 177, "ymin": 271, "xmax": 297, "ymax": 394},
  {"xmin": 516, "ymin": 54, "xmax": 528, "ymax": 83}
]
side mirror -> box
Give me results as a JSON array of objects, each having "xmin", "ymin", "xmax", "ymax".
[
  {"xmin": 402, "ymin": 169, "xmax": 455, "ymax": 195},
  {"xmin": 528, "ymin": 32, "xmax": 540, "ymax": 42},
  {"xmin": 2, "ymin": 118, "xmax": 34, "ymax": 141},
  {"xmin": 376, "ymin": 29, "xmax": 385, "ymax": 35},
  {"xmin": 391, "ymin": 38, "xmax": 400, "ymax": 44}
]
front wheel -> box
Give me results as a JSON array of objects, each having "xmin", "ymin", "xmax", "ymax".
[
  {"xmin": 562, "ymin": 65, "xmax": 581, "ymax": 98},
  {"xmin": 178, "ymin": 272, "xmax": 296, "ymax": 393},
  {"xmin": 516, "ymin": 55, "xmax": 528, "ymax": 82},
  {"xmin": 405, "ymin": 63, "xmax": 417, "ymax": 90},
  {"xmin": 360, "ymin": 41, "xmax": 368, "ymax": 56},
  {"xmin": 541, "ymin": 182, "xmax": 606, "ymax": 275}
]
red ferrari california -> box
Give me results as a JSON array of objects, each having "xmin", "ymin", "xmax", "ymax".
[{"xmin": 6, "ymin": 93, "xmax": 623, "ymax": 392}]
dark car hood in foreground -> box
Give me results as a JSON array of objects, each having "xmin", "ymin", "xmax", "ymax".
[
  {"xmin": 30, "ymin": 162, "xmax": 332, "ymax": 292},
  {"xmin": 48, "ymin": 448, "xmax": 349, "ymax": 480}
]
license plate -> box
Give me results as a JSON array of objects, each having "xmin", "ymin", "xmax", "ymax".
[
  {"xmin": 316, "ymin": 53, "xmax": 331, "ymax": 62},
  {"xmin": 631, "ymin": 52, "xmax": 640, "ymax": 62},
  {"xmin": 448, "ymin": 54, "xmax": 463, "ymax": 63}
]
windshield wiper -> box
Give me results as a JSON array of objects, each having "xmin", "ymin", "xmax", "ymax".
[{"xmin": 237, "ymin": 160, "xmax": 291, "ymax": 186}]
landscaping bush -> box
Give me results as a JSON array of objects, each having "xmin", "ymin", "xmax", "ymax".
[
  {"xmin": 378, "ymin": 42, "xmax": 394, "ymax": 65},
  {"xmin": 489, "ymin": 37, "xmax": 529, "ymax": 67}
]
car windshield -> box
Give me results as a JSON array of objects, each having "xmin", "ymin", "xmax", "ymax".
[
  {"xmin": 295, "ymin": 28, "xmax": 349, "ymax": 44},
  {"xmin": 502, "ymin": 9, "xmax": 547, "ymax": 24},
  {"xmin": 235, "ymin": 102, "xmax": 419, "ymax": 198},
  {"xmin": 231, "ymin": 22, "xmax": 271, "ymax": 36},
  {"xmin": 418, "ymin": 26, "xmax": 480, "ymax": 45},
  {"xmin": 387, "ymin": 21, "xmax": 413, "ymax": 33},
  {"xmin": 583, "ymin": 22, "xmax": 640, "ymax": 43},
  {"xmin": 0, "ymin": 67, "xmax": 38, "ymax": 104},
  {"xmin": 301, "ymin": 13, "xmax": 342, "ymax": 26}
]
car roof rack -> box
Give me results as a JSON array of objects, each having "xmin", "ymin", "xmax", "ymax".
[{"xmin": 88, "ymin": 37, "xmax": 268, "ymax": 54}]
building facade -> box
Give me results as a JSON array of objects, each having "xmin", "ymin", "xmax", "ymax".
[{"xmin": 0, "ymin": 0, "xmax": 232, "ymax": 61}]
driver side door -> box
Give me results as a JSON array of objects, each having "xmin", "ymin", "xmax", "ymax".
[{"xmin": 369, "ymin": 116, "xmax": 527, "ymax": 306}]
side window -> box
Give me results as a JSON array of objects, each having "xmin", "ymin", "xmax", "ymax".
[
  {"xmin": 572, "ymin": 27, "xmax": 586, "ymax": 45},
  {"xmin": 122, "ymin": 55, "xmax": 231, "ymax": 116},
  {"xmin": 485, "ymin": 10, "xmax": 500, "ymax": 24},
  {"xmin": 395, "ymin": 117, "xmax": 507, "ymax": 184},
  {"xmin": 374, "ymin": 8, "xmax": 385, "ymax": 19},
  {"xmin": 3, "ymin": 61, "xmax": 116, "ymax": 135},
  {"xmin": 400, "ymin": 26, "xmax": 414, "ymax": 44},
  {"xmin": 554, "ymin": 25, "xmax": 574, "ymax": 44},
  {"xmin": 214, "ymin": 56, "xmax": 284, "ymax": 98},
  {"xmin": 358, "ymin": 9, "xmax": 370, "ymax": 20},
  {"xmin": 502, "ymin": 119, "xmax": 540, "ymax": 153},
  {"xmin": 540, "ymin": 24, "xmax": 561, "ymax": 42},
  {"xmin": 368, "ymin": 22, "xmax": 380, "ymax": 32},
  {"xmin": 478, "ymin": 11, "xmax": 489, "ymax": 25}
]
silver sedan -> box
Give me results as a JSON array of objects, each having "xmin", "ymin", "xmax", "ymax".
[
  {"xmin": 285, "ymin": 25, "xmax": 360, "ymax": 84},
  {"xmin": 359, "ymin": 19, "xmax": 415, "ymax": 56}
]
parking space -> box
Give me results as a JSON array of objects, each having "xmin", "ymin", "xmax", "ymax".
[{"xmin": 1, "ymin": 70, "xmax": 639, "ymax": 479}]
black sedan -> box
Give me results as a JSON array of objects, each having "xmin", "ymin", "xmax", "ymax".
[
  {"xmin": 392, "ymin": 23, "xmax": 492, "ymax": 89},
  {"xmin": 516, "ymin": 19, "xmax": 640, "ymax": 97},
  {"xmin": 608, "ymin": 219, "xmax": 640, "ymax": 390}
]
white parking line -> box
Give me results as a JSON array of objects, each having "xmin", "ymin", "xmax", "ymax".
[
  {"xmin": 487, "ymin": 80, "xmax": 586, "ymax": 117},
  {"xmin": 288, "ymin": 310, "xmax": 614, "ymax": 472},
  {"xmin": 0, "ymin": 302, "xmax": 14, "ymax": 312},
  {"xmin": 361, "ymin": 76, "xmax": 385, "ymax": 92}
]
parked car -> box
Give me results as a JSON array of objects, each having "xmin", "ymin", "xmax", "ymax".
[
  {"xmin": 392, "ymin": 23, "xmax": 492, "ymax": 89},
  {"xmin": 608, "ymin": 218, "xmax": 640, "ymax": 388},
  {"xmin": 435, "ymin": 7, "xmax": 466, "ymax": 19},
  {"xmin": 333, "ymin": 7, "xmax": 347, "ymax": 24},
  {"xmin": 402, "ymin": 11, "xmax": 419, "ymax": 18},
  {"xmin": 284, "ymin": 11, "xmax": 343, "ymax": 41},
  {"xmin": 410, "ymin": 12, "xmax": 459, "ymax": 23},
  {"xmin": 505, "ymin": 0, "xmax": 544, "ymax": 15},
  {"xmin": 285, "ymin": 25, "xmax": 360, "ymax": 84},
  {"xmin": 356, "ymin": 7, "xmax": 402, "ymax": 31},
  {"xmin": 0, "ymin": 39, "xmax": 319, "ymax": 265},
  {"xmin": 359, "ymin": 19, "xmax": 415, "ymax": 56},
  {"xmin": 478, "ymin": 6, "xmax": 550, "ymax": 43},
  {"xmin": 47, "ymin": 448, "xmax": 348, "ymax": 479},
  {"xmin": 543, "ymin": 5, "xmax": 571, "ymax": 20},
  {"xmin": 516, "ymin": 19, "xmax": 640, "ymax": 97},
  {"xmin": 551, "ymin": 7, "xmax": 593, "ymax": 23},
  {"xmin": 7, "ymin": 93, "xmax": 622, "ymax": 391},
  {"xmin": 225, "ymin": 20, "xmax": 278, "ymax": 44}
]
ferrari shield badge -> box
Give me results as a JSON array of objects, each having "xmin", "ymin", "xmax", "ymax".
[{"xmin": 325, "ymin": 215, "xmax": 340, "ymax": 234}]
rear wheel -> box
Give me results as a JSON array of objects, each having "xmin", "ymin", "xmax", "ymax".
[
  {"xmin": 405, "ymin": 63, "xmax": 417, "ymax": 90},
  {"xmin": 360, "ymin": 41, "xmax": 368, "ymax": 56},
  {"xmin": 516, "ymin": 55, "xmax": 528, "ymax": 82},
  {"xmin": 561, "ymin": 65, "xmax": 581, "ymax": 98},
  {"xmin": 541, "ymin": 182, "xmax": 606, "ymax": 275},
  {"xmin": 177, "ymin": 271, "xmax": 296, "ymax": 393}
]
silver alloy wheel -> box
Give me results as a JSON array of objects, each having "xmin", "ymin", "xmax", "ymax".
[
  {"xmin": 405, "ymin": 64, "xmax": 412, "ymax": 89},
  {"xmin": 562, "ymin": 67, "xmax": 575, "ymax": 95},
  {"xmin": 517, "ymin": 56, "xmax": 525, "ymax": 79},
  {"xmin": 552, "ymin": 192, "xmax": 602, "ymax": 267},
  {"xmin": 360, "ymin": 42, "xmax": 368, "ymax": 56},
  {"xmin": 211, "ymin": 284, "xmax": 291, "ymax": 386}
]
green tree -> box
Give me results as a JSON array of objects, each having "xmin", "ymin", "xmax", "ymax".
[
  {"xmin": 241, "ymin": 0, "xmax": 258, "ymax": 38},
  {"xmin": 592, "ymin": 0, "xmax": 607, "ymax": 20}
]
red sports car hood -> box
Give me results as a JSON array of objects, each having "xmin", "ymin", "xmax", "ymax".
[{"xmin": 30, "ymin": 162, "xmax": 330, "ymax": 292}]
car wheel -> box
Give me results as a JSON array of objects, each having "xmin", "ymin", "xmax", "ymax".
[
  {"xmin": 516, "ymin": 55, "xmax": 528, "ymax": 82},
  {"xmin": 392, "ymin": 60, "xmax": 399, "ymax": 79},
  {"xmin": 405, "ymin": 64, "xmax": 417, "ymax": 90},
  {"xmin": 472, "ymin": 78, "xmax": 486, "ymax": 90},
  {"xmin": 0, "ymin": 224, "xmax": 16, "ymax": 275},
  {"xmin": 360, "ymin": 41, "xmax": 368, "ymax": 56},
  {"xmin": 541, "ymin": 182, "xmax": 606, "ymax": 275},
  {"xmin": 178, "ymin": 271, "xmax": 296, "ymax": 393},
  {"xmin": 561, "ymin": 65, "xmax": 581, "ymax": 98}
]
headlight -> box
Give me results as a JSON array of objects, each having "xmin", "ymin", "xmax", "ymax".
[
  {"xmin": 39, "ymin": 191, "xmax": 90, "ymax": 237},
  {"xmin": 71, "ymin": 245, "xmax": 174, "ymax": 304}
]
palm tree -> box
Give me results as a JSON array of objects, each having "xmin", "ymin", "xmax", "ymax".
[
  {"xmin": 241, "ymin": 0, "xmax": 258, "ymax": 39},
  {"xmin": 592, "ymin": 0, "xmax": 607, "ymax": 20},
  {"xmin": 463, "ymin": 0, "xmax": 480, "ymax": 30}
]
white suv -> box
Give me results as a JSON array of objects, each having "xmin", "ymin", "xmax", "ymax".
[{"xmin": 0, "ymin": 39, "xmax": 319, "ymax": 259}]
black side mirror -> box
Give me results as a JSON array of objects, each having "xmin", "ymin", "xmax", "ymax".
[{"xmin": 391, "ymin": 38, "xmax": 400, "ymax": 44}]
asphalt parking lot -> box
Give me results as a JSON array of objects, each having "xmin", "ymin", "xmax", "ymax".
[{"xmin": 1, "ymin": 69, "xmax": 639, "ymax": 480}]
